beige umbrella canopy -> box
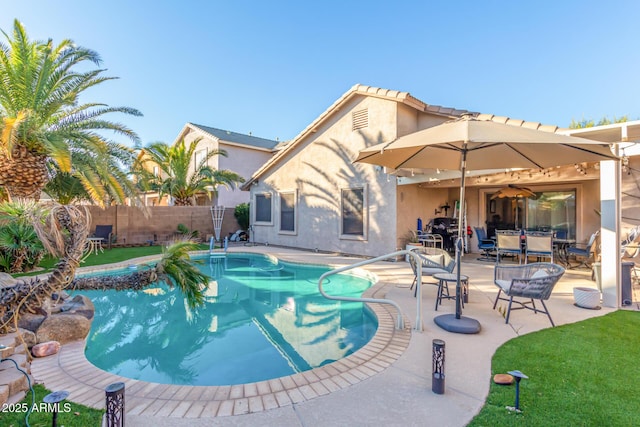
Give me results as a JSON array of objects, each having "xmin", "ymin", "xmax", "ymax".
[
  {"xmin": 354, "ymin": 116, "xmax": 619, "ymax": 334},
  {"xmin": 354, "ymin": 117, "xmax": 617, "ymax": 171}
]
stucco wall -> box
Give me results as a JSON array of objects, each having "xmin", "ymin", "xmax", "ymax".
[
  {"xmin": 249, "ymin": 95, "xmax": 400, "ymax": 257},
  {"xmin": 87, "ymin": 206, "xmax": 239, "ymax": 245}
]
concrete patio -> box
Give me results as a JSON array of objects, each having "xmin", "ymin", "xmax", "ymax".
[{"xmin": 30, "ymin": 246, "xmax": 627, "ymax": 426}]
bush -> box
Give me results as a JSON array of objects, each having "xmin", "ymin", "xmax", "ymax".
[
  {"xmin": 0, "ymin": 222, "xmax": 45, "ymax": 273},
  {"xmin": 234, "ymin": 203, "xmax": 250, "ymax": 230}
]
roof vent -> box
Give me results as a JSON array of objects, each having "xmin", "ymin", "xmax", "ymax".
[{"xmin": 352, "ymin": 108, "xmax": 368, "ymax": 131}]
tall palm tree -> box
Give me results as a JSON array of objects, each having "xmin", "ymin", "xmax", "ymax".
[
  {"xmin": 135, "ymin": 137, "xmax": 244, "ymax": 206},
  {"xmin": 0, "ymin": 19, "xmax": 141, "ymax": 205}
]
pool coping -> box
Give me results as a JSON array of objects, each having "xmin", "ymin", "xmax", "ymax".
[{"xmin": 31, "ymin": 253, "xmax": 411, "ymax": 418}]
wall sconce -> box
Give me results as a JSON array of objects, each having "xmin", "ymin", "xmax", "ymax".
[{"xmin": 434, "ymin": 207, "xmax": 442, "ymax": 215}]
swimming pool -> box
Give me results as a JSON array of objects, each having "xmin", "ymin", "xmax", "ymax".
[{"xmin": 79, "ymin": 253, "xmax": 377, "ymax": 386}]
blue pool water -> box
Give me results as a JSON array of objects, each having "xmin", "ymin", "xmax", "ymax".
[{"xmin": 79, "ymin": 253, "xmax": 377, "ymax": 386}]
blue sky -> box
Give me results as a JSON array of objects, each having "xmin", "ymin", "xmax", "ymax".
[{"xmin": 2, "ymin": 1, "xmax": 639, "ymax": 146}]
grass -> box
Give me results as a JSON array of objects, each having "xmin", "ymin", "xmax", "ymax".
[
  {"xmin": 16, "ymin": 243, "xmax": 209, "ymax": 277},
  {"xmin": 469, "ymin": 310, "xmax": 640, "ymax": 426},
  {"xmin": 0, "ymin": 384, "xmax": 103, "ymax": 426}
]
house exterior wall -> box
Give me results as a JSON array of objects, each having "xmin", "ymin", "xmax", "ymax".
[{"xmin": 248, "ymin": 95, "xmax": 401, "ymax": 257}]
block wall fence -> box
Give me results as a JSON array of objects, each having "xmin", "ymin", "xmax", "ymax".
[{"xmin": 86, "ymin": 206, "xmax": 240, "ymax": 245}]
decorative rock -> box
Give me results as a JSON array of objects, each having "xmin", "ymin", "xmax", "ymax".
[
  {"xmin": 35, "ymin": 313, "xmax": 91, "ymax": 344},
  {"xmin": 15, "ymin": 329, "xmax": 36, "ymax": 348},
  {"xmin": 31, "ymin": 341, "xmax": 61, "ymax": 358},
  {"xmin": 51, "ymin": 290, "xmax": 70, "ymax": 301},
  {"xmin": 493, "ymin": 374, "xmax": 514, "ymax": 385},
  {"xmin": 18, "ymin": 313, "xmax": 47, "ymax": 333},
  {"xmin": 60, "ymin": 294, "xmax": 95, "ymax": 320}
]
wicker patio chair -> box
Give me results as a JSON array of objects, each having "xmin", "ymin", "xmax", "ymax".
[
  {"xmin": 492, "ymin": 262, "xmax": 565, "ymax": 326},
  {"xmin": 408, "ymin": 247, "xmax": 455, "ymax": 297}
]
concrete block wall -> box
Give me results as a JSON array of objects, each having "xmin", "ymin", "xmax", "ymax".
[{"xmin": 87, "ymin": 206, "xmax": 240, "ymax": 245}]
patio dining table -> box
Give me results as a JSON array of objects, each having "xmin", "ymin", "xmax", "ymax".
[{"xmin": 553, "ymin": 238, "xmax": 576, "ymax": 266}]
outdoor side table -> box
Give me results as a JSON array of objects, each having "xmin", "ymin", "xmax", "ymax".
[
  {"xmin": 433, "ymin": 273, "xmax": 469, "ymax": 311},
  {"xmin": 83, "ymin": 237, "xmax": 105, "ymax": 260}
]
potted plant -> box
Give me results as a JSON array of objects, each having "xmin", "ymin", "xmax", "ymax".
[{"xmin": 403, "ymin": 230, "xmax": 422, "ymax": 262}]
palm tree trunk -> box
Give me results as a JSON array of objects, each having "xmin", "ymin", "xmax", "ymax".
[
  {"xmin": 0, "ymin": 205, "xmax": 89, "ymax": 332},
  {"xmin": 0, "ymin": 146, "xmax": 49, "ymax": 199}
]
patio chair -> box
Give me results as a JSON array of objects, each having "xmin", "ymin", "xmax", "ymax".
[
  {"xmin": 524, "ymin": 231, "xmax": 553, "ymax": 264},
  {"xmin": 495, "ymin": 230, "xmax": 522, "ymax": 264},
  {"xmin": 474, "ymin": 226, "xmax": 496, "ymax": 261},
  {"xmin": 567, "ymin": 231, "xmax": 599, "ymax": 269},
  {"xmin": 493, "ymin": 262, "xmax": 565, "ymax": 326},
  {"xmin": 92, "ymin": 225, "xmax": 114, "ymax": 250},
  {"xmin": 408, "ymin": 247, "xmax": 455, "ymax": 297}
]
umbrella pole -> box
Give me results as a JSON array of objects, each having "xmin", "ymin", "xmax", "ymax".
[
  {"xmin": 433, "ymin": 144, "xmax": 481, "ymax": 334},
  {"xmin": 455, "ymin": 149, "xmax": 467, "ymax": 320}
]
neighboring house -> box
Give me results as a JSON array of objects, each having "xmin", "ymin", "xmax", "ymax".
[
  {"xmin": 142, "ymin": 123, "xmax": 283, "ymax": 207},
  {"xmin": 241, "ymin": 83, "xmax": 640, "ymax": 259}
]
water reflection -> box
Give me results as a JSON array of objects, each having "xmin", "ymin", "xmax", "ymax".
[{"xmin": 81, "ymin": 253, "xmax": 377, "ymax": 386}]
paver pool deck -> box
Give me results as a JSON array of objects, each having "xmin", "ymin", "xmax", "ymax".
[{"xmin": 31, "ymin": 246, "xmax": 619, "ymax": 426}]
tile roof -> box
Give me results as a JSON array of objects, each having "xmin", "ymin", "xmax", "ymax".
[
  {"xmin": 239, "ymin": 84, "xmax": 565, "ymax": 190},
  {"xmin": 189, "ymin": 123, "xmax": 280, "ymax": 150}
]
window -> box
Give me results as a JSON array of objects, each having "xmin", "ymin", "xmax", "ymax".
[
  {"xmin": 526, "ymin": 191, "xmax": 576, "ymax": 239},
  {"xmin": 280, "ymin": 191, "xmax": 296, "ymax": 233},
  {"xmin": 194, "ymin": 148, "xmax": 207, "ymax": 169},
  {"xmin": 255, "ymin": 193, "xmax": 272, "ymax": 224},
  {"xmin": 341, "ymin": 187, "xmax": 366, "ymax": 238},
  {"xmin": 152, "ymin": 166, "xmax": 159, "ymax": 177}
]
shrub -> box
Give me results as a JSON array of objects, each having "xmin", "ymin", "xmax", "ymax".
[{"xmin": 234, "ymin": 203, "xmax": 250, "ymax": 230}]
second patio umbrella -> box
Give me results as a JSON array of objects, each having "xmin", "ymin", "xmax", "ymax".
[
  {"xmin": 491, "ymin": 185, "xmax": 537, "ymax": 229},
  {"xmin": 354, "ymin": 115, "xmax": 618, "ymax": 334}
]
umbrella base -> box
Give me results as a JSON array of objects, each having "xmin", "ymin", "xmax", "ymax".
[{"xmin": 434, "ymin": 314, "xmax": 481, "ymax": 334}]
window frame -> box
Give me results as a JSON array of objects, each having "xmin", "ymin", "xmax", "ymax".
[
  {"xmin": 340, "ymin": 185, "xmax": 368, "ymax": 240},
  {"xmin": 278, "ymin": 190, "xmax": 297, "ymax": 235},
  {"xmin": 253, "ymin": 192, "xmax": 273, "ymax": 225},
  {"xmin": 194, "ymin": 148, "xmax": 208, "ymax": 170}
]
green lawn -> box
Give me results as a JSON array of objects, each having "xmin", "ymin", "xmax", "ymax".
[
  {"xmin": 0, "ymin": 384, "xmax": 103, "ymax": 426},
  {"xmin": 469, "ymin": 310, "xmax": 640, "ymax": 426},
  {"xmin": 16, "ymin": 243, "xmax": 209, "ymax": 277}
]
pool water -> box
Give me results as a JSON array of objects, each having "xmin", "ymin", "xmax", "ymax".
[{"xmin": 80, "ymin": 253, "xmax": 377, "ymax": 386}]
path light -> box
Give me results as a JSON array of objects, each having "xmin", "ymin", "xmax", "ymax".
[
  {"xmin": 43, "ymin": 390, "xmax": 69, "ymax": 427},
  {"xmin": 432, "ymin": 339, "xmax": 445, "ymax": 394},
  {"xmin": 105, "ymin": 382, "xmax": 125, "ymax": 427},
  {"xmin": 507, "ymin": 370, "xmax": 528, "ymax": 412}
]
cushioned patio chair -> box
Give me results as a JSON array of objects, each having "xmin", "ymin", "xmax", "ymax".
[
  {"xmin": 495, "ymin": 230, "xmax": 522, "ymax": 264},
  {"xmin": 408, "ymin": 247, "xmax": 455, "ymax": 297},
  {"xmin": 474, "ymin": 226, "xmax": 496, "ymax": 261},
  {"xmin": 493, "ymin": 262, "xmax": 565, "ymax": 326},
  {"xmin": 567, "ymin": 230, "xmax": 599, "ymax": 269},
  {"xmin": 525, "ymin": 231, "xmax": 554, "ymax": 264},
  {"xmin": 92, "ymin": 225, "xmax": 114, "ymax": 250}
]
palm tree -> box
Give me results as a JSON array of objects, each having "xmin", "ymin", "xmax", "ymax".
[
  {"xmin": 135, "ymin": 137, "xmax": 244, "ymax": 206},
  {"xmin": 0, "ymin": 19, "xmax": 141, "ymax": 205},
  {"xmin": 0, "ymin": 22, "xmax": 207, "ymax": 332}
]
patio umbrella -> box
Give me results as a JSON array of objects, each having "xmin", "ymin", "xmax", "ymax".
[
  {"xmin": 491, "ymin": 185, "xmax": 537, "ymax": 229},
  {"xmin": 354, "ymin": 115, "xmax": 618, "ymax": 334}
]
